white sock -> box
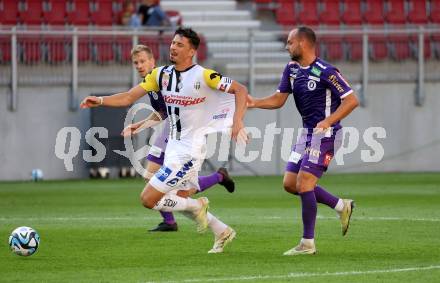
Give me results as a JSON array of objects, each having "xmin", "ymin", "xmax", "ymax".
[
  {"xmin": 207, "ymin": 213, "xmax": 228, "ymax": 237},
  {"xmin": 334, "ymin": 199, "xmax": 344, "ymax": 213},
  {"xmin": 301, "ymin": 238, "xmax": 315, "ymax": 246},
  {"xmin": 153, "ymin": 194, "xmax": 201, "ymax": 212}
]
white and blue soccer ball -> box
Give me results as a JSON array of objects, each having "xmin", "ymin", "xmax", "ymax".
[
  {"xmin": 9, "ymin": 226, "xmax": 40, "ymax": 256},
  {"xmin": 31, "ymin": 169, "xmax": 44, "ymax": 181}
]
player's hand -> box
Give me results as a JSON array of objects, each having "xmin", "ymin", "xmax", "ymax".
[
  {"xmin": 121, "ymin": 123, "xmax": 141, "ymax": 137},
  {"xmin": 246, "ymin": 94, "xmax": 256, "ymax": 108},
  {"xmin": 231, "ymin": 120, "xmax": 249, "ymax": 144},
  {"xmin": 314, "ymin": 119, "xmax": 331, "ymax": 134},
  {"xmin": 80, "ymin": 96, "xmax": 102, "ymax": 108}
]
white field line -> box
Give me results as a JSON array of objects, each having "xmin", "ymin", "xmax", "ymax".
[
  {"xmin": 1, "ymin": 215, "xmax": 440, "ymax": 222},
  {"xmin": 144, "ymin": 265, "xmax": 440, "ymax": 283}
]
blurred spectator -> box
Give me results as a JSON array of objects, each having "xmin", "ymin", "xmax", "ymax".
[
  {"xmin": 138, "ymin": 0, "xmax": 151, "ymax": 26},
  {"xmin": 142, "ymin": 0, "xmax": 170, "ymax": 27},
  {"xmin": 119, "ymin": 1, "xmax": 141, "ymax": 28}
]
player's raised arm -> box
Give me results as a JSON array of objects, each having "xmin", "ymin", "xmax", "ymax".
[{"xmin": 80, "ymin": 68, "xmax": 160, "ymax": 108}]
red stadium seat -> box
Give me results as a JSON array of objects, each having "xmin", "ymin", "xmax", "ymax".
[
  {"xmin": 321, "ymin": 35, "xmax": 344, "ymax": 61},
  {"xmin": 43, "ymin": 0, "xmax": 67, "ymax": 25},
  {"xmin": 197, "ymin": 35, "xmax": 207, "ymax": 62},
  {"xmin": 91, "ymin": 0, "xmax": 114, "ymax": 26},
  {"xmin": 0, "ymin": 36, "xmax": 11, "ymax": 63},
  {"xmin": 275, "ymin": 1, "xmax": 296, "ymax": 26},
  {"xmin": 115, "ymin": 37, "xmax": 132, "ymax": 63},
  {"xmin": 78, "ymin": 36, "xmax": 91, "ymax": 62},
  {"xmin": 363, "ymin": 0, "xmax": 385, "ymax": 25},
  {"xmin": 342, "ymin": 0, "xmax": 362, "ymax": 25},
  {"xmin": 67, "ymin": 0, "xmax": 91, "ymax": 26},
  {"xmin": 430, "ymin": 0, "xmax": 440, "ymax": 24},
  {"xmin": 369, "ymin": 35, "xmax": 388, "ymax": 60},
  {"xmin": 138, "ymin": 36, "xmax": 160, "ymax": 60},
  {"xmin": 345, "ymin": 35, "xmax": 363, "ymax": 61},
  {"xmin": 432, "ymin": 34, "xmax": 440, "ymax": 59},
  {"xmin": 388, "ymin": 35, "xmax": 410, "ymax": 60},
  {"xmin": 44, "ymin": 36, "xmax": 68, "ymax": 63},
  {"xmin": 407, "ymin": 0, "xmax": 428, "ymax": 24},
  {"xmin": 0, "ymin": 1, "xmax": 19, "ymax": 25},
  {"xmin": 19, "ymin": 0, "xmax": 43, "ymax": 25},
  {"xmin": 298, "ymin": 0, "xmax": 319, "ymax": 26},
  {"xmin": 385, "ymin": 0, "xmax": 406, "ymax": 25},
  {"xmin": 319, "ymin": 0, "xmax": 341, "ymax": 26},
  {"xmin": 20, "ymin": 36, "xmax": 42, "ymax": 64},
  {"xmin": 166, "ymin": 10, "xmax": 183, "ymax": 27},
  {"xmin": 92, "ymin": 36, "xmax": 114, "ymax": 62}
]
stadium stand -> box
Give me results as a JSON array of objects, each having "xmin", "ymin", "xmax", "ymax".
[
  {"xmin": 0, "ymin": 0, "xmax": 19, "ymax": 25},
  {"xmin": 385, "ymin": 0, "xmax": 406, "ymax": 25},
  {"xmin": 66, "ymin": 0, "xmax": 92, "ymax": 26},
  {"xmin": 363, "ymin": 0, "xmax": 385, "ymax": 25},
  {"xmin": 341, "ymin": 0, "xmax": 362, "ymax": 25},
  {"xmin": 43, "ymin": 0, "xmax": 68, "ymax": 25},
  {"xmin": 19, "ymin": 0, "xmax": 44, "ymax": 25},
  {"xmin": 407, "ymin": 0, "xmax": 429, "ymax": 24},
  {"xmin": 90, "ymin": 0, "xmax": 114, "ymax": 26},
  {"xmin": 0, "ymin": 0, "xmax": 438, "ymax": 67}
]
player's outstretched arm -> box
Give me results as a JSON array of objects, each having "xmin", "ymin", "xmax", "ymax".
[
  {"xmin": 80, "ymin": 85, "xmax": 146, "ymax": 108},
  {"xmin": 316, "ymin": 93, "xmax": 359, "ymax": 131},
  {"xmin": 226, "ymin": 80, "xmax": 248, "ymax": 141},
  {"xmin": 121, "ymin": 112, "xmax": 163, "ymax": 137},
  {"xmin": 247, "ymin": 92, "xmax": 289, "ymax": 109}
]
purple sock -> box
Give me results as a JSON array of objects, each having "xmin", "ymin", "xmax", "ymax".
[
  {"xmin": 300, "ymin": 191, "xmax": 317, "ymax": 239},
  {"xmin": 160, "ymin": 211, "xmax": 176, "ymax": 224},
  {"xmin": 314, "ymin": 185, "xmax": 339, "ymax": 209},
  {"xmin": 197, "ymin": 172, "xmax": 222, "ymax": 193}
]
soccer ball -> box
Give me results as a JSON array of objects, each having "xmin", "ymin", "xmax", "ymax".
[
  {"xmin": 31, "ymin": 169, "xmax": 44, "ymax": 181},
  {"xmin": 8, "ymin": 226, "xmax": 40, "ymax": 256}
]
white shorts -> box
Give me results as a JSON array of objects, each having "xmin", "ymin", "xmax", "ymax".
[{"xmin": 149, "ymin": 140, "xmax": 203, "ymax": 194}]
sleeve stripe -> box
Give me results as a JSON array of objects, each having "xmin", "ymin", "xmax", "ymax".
[{"xmin": 340, "ymin": 89, "xmax": 354, "ymax": 99}]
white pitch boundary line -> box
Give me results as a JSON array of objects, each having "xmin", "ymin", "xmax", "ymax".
[
  {"xmin": 1, "ymin": 216, "xmax": 440, "ymax": 222},
  {"xmin": 145, "ymin": 265, "xmax": 440, "ymax": 283}
]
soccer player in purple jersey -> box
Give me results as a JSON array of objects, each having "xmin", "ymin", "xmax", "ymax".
[
  {"xmin": 81, "ymin": 44, "xmax": 235, "ymax": 233},
  {"xmin": 248, "ymin": 26, "xmax": 359, "ymax": 255}
]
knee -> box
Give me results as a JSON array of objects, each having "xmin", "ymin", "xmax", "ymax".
[
  {"xmin": 283, "ymin": 182, "xmax": 298, "ymax": 195},
  {"xmin": 140, "ymin": 191, "xmax": 155, "ymax": 209},
  {"xmin": 296, "ymin": 181, "xmax": 312, "ymax": 194}
]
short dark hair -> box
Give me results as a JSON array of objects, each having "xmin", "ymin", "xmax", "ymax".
[
  {"xmin": 174, "ymin": 27, "xmax": 200, "ymax": 50},
  {"xmin": 297, "ymin": 26, "xmax": 316, "ymax": 46}
]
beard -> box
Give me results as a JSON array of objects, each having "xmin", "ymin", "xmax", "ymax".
[{"xmin": 290, "ymin": 53, "xmax": 301, "ymax": 61}]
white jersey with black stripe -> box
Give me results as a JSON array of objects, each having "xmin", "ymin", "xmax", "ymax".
[{"xmin": 140, "ymin": 64, "xmax": 235, "ymax": 147}]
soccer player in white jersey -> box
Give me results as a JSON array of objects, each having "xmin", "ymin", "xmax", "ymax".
[
  {"xmin": 131, "ymin": 45, "xmax": 236, "ymax": 232},
  {"xmin": 248, "ymin": 26, "xmax": 359, "ymax": 255},
  {"xmin": 81, "ymin": 28, "xmax": 248, "ymax": 253}
]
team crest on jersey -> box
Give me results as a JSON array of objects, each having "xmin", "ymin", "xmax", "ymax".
[
  {"xmin": 148, "ymin": 91, "xmax": 158, "ymax": 100},
  {"xmin": 194, "ymin": 81, "xmax": 200, "ymax": 90},
  {"xmin": 307, "ymin": 80, "xmax": 317, "ymax": 90}
]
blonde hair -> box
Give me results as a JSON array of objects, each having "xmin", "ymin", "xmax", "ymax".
[{"xmin": 130, "ymin": 45, "xmax": 153, "ymax": 58}]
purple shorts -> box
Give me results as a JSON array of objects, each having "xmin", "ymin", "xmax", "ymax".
[
  {"xmin": 147, "ymin": 151, "xmax": 165, "ymax": 165},
  {"xmin": 285, "ymin": 128, "xmax": 342, "ymax": 178},
  {"xmin": 146, "ymin": 124, "xmax": 169, "ymax": 166}
]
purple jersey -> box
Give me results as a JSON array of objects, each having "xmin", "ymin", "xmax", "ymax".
[
  {"xmin": 146, "ymin": 90, "xmax": 168, "ymax": 120},
  {"xmin": 277, "ymin": 58, "xmax": 353, "ymax": 131}
]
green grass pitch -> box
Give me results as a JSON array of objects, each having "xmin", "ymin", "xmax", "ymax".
[{"xmin": 1, "ymin": 173, "xmax": 440, "ymax": 282}]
